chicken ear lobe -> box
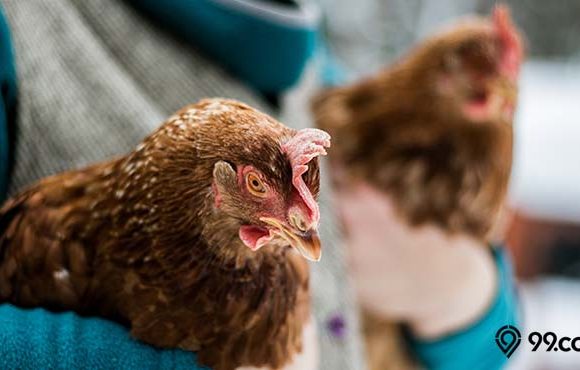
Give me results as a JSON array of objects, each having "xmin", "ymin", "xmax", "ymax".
[
  {"xmin": 212, "ymin": 161, "xmax": 237, "ymax": 209},
  {"xmin": 213, "ymin": 161, "xmax": 236, "ymax": 186}
]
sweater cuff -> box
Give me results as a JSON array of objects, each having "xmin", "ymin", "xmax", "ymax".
[{"xmin": 408, "ymin": 247, "xmax": 520, "ymax": 370}]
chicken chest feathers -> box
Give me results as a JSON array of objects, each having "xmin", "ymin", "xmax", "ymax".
[{"xmin": 0, "ymin": 98, "xmax": 330, "ymax": 370}]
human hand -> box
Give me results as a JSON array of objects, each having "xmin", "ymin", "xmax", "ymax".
[{"xmin": 335, "ymin": 183, "xmax": 498, "ymax": 338}]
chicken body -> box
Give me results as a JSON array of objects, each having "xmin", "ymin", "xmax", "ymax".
[
  {"xmin": 315, "ymin": 7, "xmax": 522, "ymax": 240},
  {"xmin": 313, "ymin": 6, "xmax": 523, "ymax": 370},
  {"xmin": 0, "ymin": 98, "xmax": 330, "ymax": 370}
]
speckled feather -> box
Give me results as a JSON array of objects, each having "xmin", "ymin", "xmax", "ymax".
[{"xmin": 0, "ymin": 98, "xmax": 319, "ymax": 370}]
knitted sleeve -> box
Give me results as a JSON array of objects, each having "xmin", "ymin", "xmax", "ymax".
[{"xmin": 0, "ymin": 304, "xmax": 209, "ymax": 370}]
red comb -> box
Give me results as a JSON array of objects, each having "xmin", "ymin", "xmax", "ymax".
[
  {"xmin": 282, "ymin": 128, "xmax": 331, "ymax": 225},
  {"xmin": 493, "ymin": 5, "xmax": 523, "ymax": 81}
]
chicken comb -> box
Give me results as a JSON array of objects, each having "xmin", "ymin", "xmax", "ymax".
[
  {"xmin": 282, "ymin": 128, "xmax": 331, "ymax": 225},
  {"xmin": 493, "ymin": 5, "xmax": 523, "ymax": 81}
]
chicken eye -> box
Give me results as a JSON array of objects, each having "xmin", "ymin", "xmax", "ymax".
[{"xmin": 246, "ymin": 172, "xmax": 267, "ymax": 197}]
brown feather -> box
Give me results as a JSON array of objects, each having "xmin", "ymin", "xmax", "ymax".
[{"xmin": 0, "ymin": 98, "xmax": 318, "ymax": 370}]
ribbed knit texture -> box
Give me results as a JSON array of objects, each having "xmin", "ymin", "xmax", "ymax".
[
  {"xmin": 0, "ymin": 305, "xmax": 209, "ymax": 370},
  {"xmin": 1, "ymin": 0, "xmax": 364, "ymax": 369}
]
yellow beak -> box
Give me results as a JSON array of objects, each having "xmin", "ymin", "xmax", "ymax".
[{"xmin": 260, "ymin": 217, "xmax": 322, "ymax": 262}]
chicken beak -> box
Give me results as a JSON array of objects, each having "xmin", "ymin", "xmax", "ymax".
[
  {"xmin": 260, "ymin": 217, "xmax": 322, "ymax": 262},
  {"xmin": 294, "ymin": 229, "xmax": 322, "ymax": 262}
]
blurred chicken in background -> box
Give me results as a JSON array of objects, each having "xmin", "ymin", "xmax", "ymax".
[
  {"xmin": 313, "ymin": 6, "xmax": 523, "ymax": 369},
  {"xmin": 313, "ymin": 0, "xmax": 580, "ymax": 368}
]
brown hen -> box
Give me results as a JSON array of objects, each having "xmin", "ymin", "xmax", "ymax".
[
  {"xmin": 0, "ymin": 98, "xmax": 330, "ymax": 370},
  {"xmin": 312, "ymin": 6, "xmax": 523, "ymax": 370}
]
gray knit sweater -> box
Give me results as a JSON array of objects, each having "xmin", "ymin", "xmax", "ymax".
[{"xmin": 2, "ymin": 0, "xmax": 365, "ymax": 368}]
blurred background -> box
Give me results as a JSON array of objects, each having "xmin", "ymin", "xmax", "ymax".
[{"xmin": 316, "ymin": 0, "xmax": 580, "ymax": 368}]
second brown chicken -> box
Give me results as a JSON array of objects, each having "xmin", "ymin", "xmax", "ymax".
[{"xmin": 312, "ymin": 5, "xmax": 523, "ymax": 370}]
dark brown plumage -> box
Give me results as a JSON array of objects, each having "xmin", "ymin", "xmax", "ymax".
[
  {"xmin": 0, "ymin": 98, "xmax": 330, "ymax": 370},
  {"xmin": 312, "ymin": 6, "xmax": 523, "ymax": 370}
]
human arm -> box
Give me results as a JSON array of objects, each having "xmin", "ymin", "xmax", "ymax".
[{"xmin": 337, "ymin": 183, "xmax": 519, "ymax": 369}]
